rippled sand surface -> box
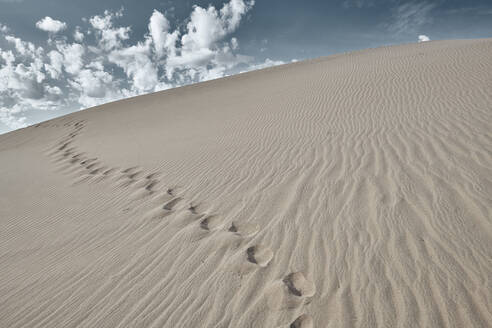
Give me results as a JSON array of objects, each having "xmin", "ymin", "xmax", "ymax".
[{"xmin": 1, "ymin": 39, "xmax": 491, "ymax": 328}]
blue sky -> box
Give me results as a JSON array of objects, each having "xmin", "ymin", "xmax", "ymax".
[{"xmin": 0, "ymin": 0, "xmax": 491, "ymax": 133}]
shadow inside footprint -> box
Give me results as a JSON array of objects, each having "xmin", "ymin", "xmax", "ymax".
[
  {"xmin": 122, "ymin": 167, "xmax": 138, "ymax": 174},
  {"xmin": 145, "ymin": 180, "xmax": 158, "ymax": 191},
  {"xmin": 199, "ymin": 215, "xmax": 222, "ymax": 231},
  {"xmin": 103, "ymin": 168, "xmax": 117, "ymax": 175},
  {"xmin": 246, "ymin": 245, "xmax": 273, "ymax": 267},
  {"xmin": 283, "ymin": 272, "xmax": 316, "ymax": 297},
  {"xmin": 229, "ymin": 223, "xmax": 238, "ymax": 233},
  {"xmin": 163, "ymin": 197, "xmax": 182, "ymax": 210},
  {"xmin": 188, "ymin": 203, "xmax": 198, "ymax": 214},
  {"xmin": 145, "ymin": 173, "xmax": 159, "ymax": 180},
  {"xmin": 246, "ymin": 246, "xmax": 256, "ymax": 263},
  {"xmin": 290, "ymin": 314, "xmax": 313, "ymax": 328},
  {"xmin": 200, "ymin": 217, "xmax": 210, "ymax": 230},
  {"xmin": 265, "ymin": 272, "xmax": 316, "ymax": 310},
  {"xmin": 229, "ymin": 221, "xmax": 260, "ymax": 237}
]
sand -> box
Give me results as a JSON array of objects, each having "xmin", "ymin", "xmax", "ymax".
[{"xmin": 1, "ymin": 39, "xmax": 491, "ymax": 328}]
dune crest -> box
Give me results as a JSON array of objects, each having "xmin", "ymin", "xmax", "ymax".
[{"xmin": 1, "ymin": 39, "xmax": 492, "ymax": 327}]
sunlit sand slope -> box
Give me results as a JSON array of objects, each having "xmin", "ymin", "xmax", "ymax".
[{"xmin": 1, "ymin": 39, "xmax": 491, "ymax": 328}]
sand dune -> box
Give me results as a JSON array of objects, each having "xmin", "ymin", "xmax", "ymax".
[{"xmin": 1, "ymin": 39, "xmax": 492, "ymax": 327}]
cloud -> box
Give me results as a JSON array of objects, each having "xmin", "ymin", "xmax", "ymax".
[
  {"xmin": 0, "ymin": 23, "xmax": 9, "ymax": 33},
  {"xmin": 342, "ymin": 0, "xmax": 376, "ymax": 9},
  {"xmin": 36, "ymin": 17, "xmax": 67, "ymax": 33},
  {"xmin": 180, "ymin": 0, "xmax": 253, "ymax": 51},
  {"xmin": 388, "ymin": 2, "xmax": 437, "ymax": 35},
  {"xmin": 445, "ymin": 6, "xmax": 492, "ymax": 16},
  {"xmin": 0, "ymin": 44, "xmax": 55, "ymax": 129},
  {"xmin": 230, "ymin": 37, "xmax": 239, "ymax": 50},
  {"xmin": 0, "ymin": 107, "xmax": 27, "ymax": 130},
  {"xmin": 418, "ymin": 34, "xmax": 430, "ymax": 42},
  {"xmin": 73, "ymin": 27, "xmax": 84, "ymax": 42},
  {"xmin": 240, "ymin": 58, "xmax": 285, "ymax": 73},
  {"xmin": 5, "ymin": 35, "xmax": 43, "ymax": 57},
  {"xmin": 56, "ymin": 42, "xmax": 85, "ymax": 74},
  {"xmin": 70, "ymin": 69, "xmax": 112, "ymax": 99},
  {"xmin": 148, "ymin": 10, "xmax": 178, "ymax": 58},
  {"xmin": 108, "ymin": 40, "xmax": 159, "ymax": 92},
  {"xmin": 0, "ymin": 0, "xmax": 287, "ymax": 132},
  {"xmin": 90, "ymin": 9, "xmax": 130, "ymax": 51},
  {"xmin": 164, "ymin": 0, "xmax": 254, "ymax": 81},
  {"xmin": 44, "ymin": 50, "xmax": 63, "ymax": 79}
]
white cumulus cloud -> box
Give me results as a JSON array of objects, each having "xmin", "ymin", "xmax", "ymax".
[
  {"xmin": 418, "ymin": 34, "xmax": 430, "ymax": 42},
  {"xmin": 148, "ymin": 10, "xmax": 178, "ymax": 58},
  {"xmin": 90, "ymin": 10, "xmax": 130, "ymax": 51},
  {"xmin": 108, "ymin": 40, "xmax": 159, "ymax": 92},
  {"xmin": 0, "ymin": 0, "xmax": 287, "ymax": 133},
  {"xmin": 35, "ymin": 17, "xmax": 67, "ymax": 33},
  {"xmin": 73, "ymin": 27, "xmax": 84, "ymax": 42}
]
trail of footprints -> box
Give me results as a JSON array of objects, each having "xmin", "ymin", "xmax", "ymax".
[{"xmin": 44, "ymin": 120, "xmax": 316, "ymax": 327}]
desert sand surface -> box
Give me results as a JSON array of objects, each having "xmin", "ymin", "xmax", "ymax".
[{"xmin": 1, "ymin": 39, "xmax": 492, "ymax": 328}]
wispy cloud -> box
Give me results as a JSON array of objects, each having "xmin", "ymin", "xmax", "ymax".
[
  {"xmin": 387, "ymin": 1, "xmax": 437, "ymax": 35},
  {"xmin": 343, "ymin": 0, "xmax": 376, "ymax": 9},
  {"xmin": 445, "ymin": 6, "xmax": 492, "ymax": 16}
]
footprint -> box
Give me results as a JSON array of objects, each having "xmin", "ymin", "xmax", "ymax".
[
  {"xmin": 116, "ymin": 167, "xmax": 142, "ymax": 180},
  {"xmin": 290, "ymin": 314, "xmax": 313, "ymax": 328},
  {"xmin": 265, "ymin": 272, "xmax": 316, "ymax": 310},
  {"xmin": 246, "ymin": 245, "xmax": 273, "ymax": 267},
  {"xmin": 147, "ymin": 207, "xmax": 174, "ymax": 220},
  {"xmin": 81, "ymin": 158, "xmax": 97, "ymax": 165},
  {"xmin": 89, "ymin": 168, "xmax": 101, "ymax": 175},
  {"xmin": 62, "ymin": 148, "xmax": 74, "ymax": 157},
  {"xmin": 133, "ymin": 178, "xmax": 154, "ymax": 189},
  {"xmin": 130, "ymin": 179, "xmax": 158, "ymax": 200},
  {"xmin": 69, "ymin": 153, "xmax": 85, "ymax": 163},
  {"xmin": 229, "ymin": 221, "xmax": 260, "ymax": 237},
  {"xmin": 127, "ymin": 171, "xmax": 143, "ymax": 180},
  {"xmin": 86, "ymin": 163, "xmax": 98, "ymax": 170},
  {"xmin": 121, "ymin": 167, "xmax": 139, "ymax": 174},
  {"xmin": 171, "ymin": 211, "xmax": 205, "ymax": 230},
  {"xmin": 145, "ymin": 180, "xmax": 158, "ymax": 191},
  {"xmin": 150, "ymin": 191, "xmax": 174, "ymax": 204},
  {"xmin": 283, "ymin": 272, "xmax": 316, "ymax": 297},
  {"xmin": 103, "ymin": 168, "xmax": 117, "ymax": 175},
  {"xmin": 58, "ymin": 142, "xmax": 70, "ymax": 151},
  {"xmin": 199, "ymin": 215, "xmax": 221, "ymax": 231},
  {"xmin": 117, "ymin": 177, "xmax": 136, "ymax": 188},
  {"xmin": 145, "ymin": 172, "xmax": 160, "ymax": 180},
  {"xmin": 188, "ymin": 202, "xmax": 202, "ymax": 214},
  {"xmin": 163, "ymin": 197, "xmax": 182, "ymax": 211}
]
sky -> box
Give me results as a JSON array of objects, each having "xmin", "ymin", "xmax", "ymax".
[{"xmin": 0, "ymin": 0, "xmax": 491, "ymax": 133}]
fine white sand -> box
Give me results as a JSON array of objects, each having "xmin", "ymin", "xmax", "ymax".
[{"xmin": 1, "ymin": 39, "xmax": 491, "ymax": 328}]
